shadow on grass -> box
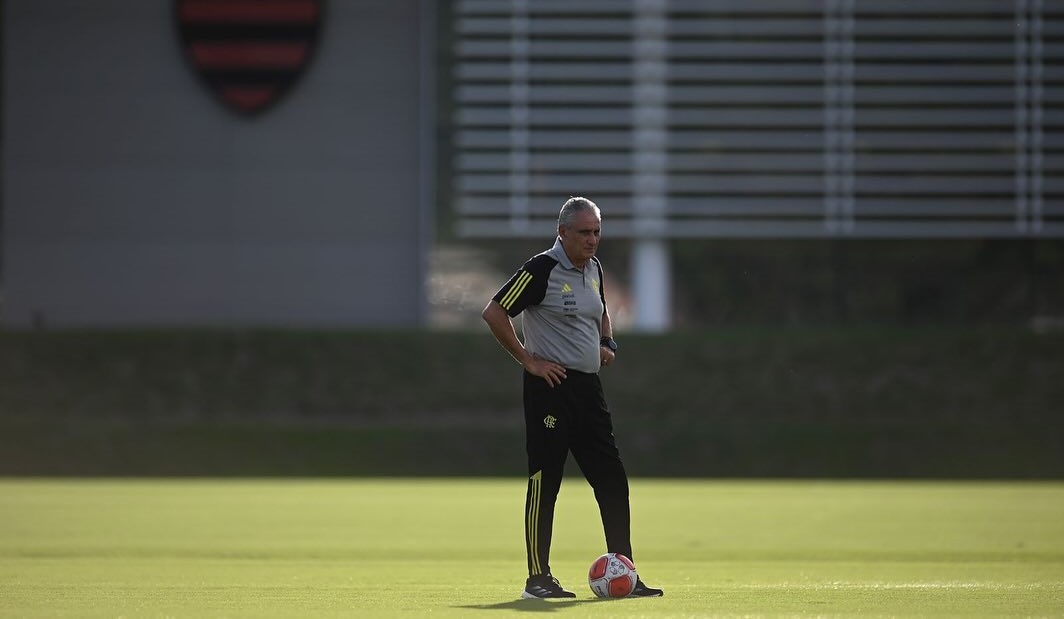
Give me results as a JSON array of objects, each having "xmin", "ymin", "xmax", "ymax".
[{"xmin": 455, "ymin": 599, "xmax": 607, "ymax": 612}]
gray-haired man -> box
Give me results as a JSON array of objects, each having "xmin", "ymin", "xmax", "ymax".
[{"xmin": 482, "ymin": 197, "xmax": 664, "ymax": 599}]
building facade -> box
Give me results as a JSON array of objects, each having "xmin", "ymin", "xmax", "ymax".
[{"xmin": 2, "ymin": 0, "xmax": 433, "ymax": 327}]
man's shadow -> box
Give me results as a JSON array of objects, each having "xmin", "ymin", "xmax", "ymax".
[{"xmin": 455, "ymin": 599, "xmax": 607, "ymax": 613}]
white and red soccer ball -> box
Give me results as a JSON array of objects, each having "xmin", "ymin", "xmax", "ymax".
[{"xmin": 587, "ymin": 552, "xmax": 638, "ymax": 598}]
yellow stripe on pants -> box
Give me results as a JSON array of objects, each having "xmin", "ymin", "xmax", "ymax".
[{"xmin": 527, "ymin": 470, "xmax": 542, "ymax": 575}]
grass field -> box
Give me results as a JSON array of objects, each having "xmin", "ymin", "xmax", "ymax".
[{"xmin": 2, "ymin": 479, "xmax": 1062, "ymax": 617}]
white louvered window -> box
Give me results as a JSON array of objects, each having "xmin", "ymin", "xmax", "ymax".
[{"xmin": 448, "ymin": 0, "xmax": 1061, "ymax": 238}]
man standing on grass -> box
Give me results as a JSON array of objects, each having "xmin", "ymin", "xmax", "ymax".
[{"xmin": 482, "ymin": 196, "xmax": 664, "ymax": 599}]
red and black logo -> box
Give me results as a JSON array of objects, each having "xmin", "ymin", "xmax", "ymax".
[{"xmin": 176, "ymin": 0, "xmax": 323, "ymax": 116}]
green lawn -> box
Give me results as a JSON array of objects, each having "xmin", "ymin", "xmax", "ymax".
[{"xmin": 1, "ymin": 479, "xmax": 1062, "ymax": 617}]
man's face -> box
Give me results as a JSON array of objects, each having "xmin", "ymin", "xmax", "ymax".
[{"xmin": 559, "ymin": 210, "xmax": 601, "ymax": 265}]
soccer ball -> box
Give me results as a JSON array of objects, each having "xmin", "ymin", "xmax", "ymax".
[{"xmin": 588, "ymin": 552, "xmax": 638, "ymax": 598}]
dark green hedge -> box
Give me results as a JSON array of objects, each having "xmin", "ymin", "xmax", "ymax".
[{"xmin": 2, "ymin": 328, "xmax": 1061, "ymax": 477}]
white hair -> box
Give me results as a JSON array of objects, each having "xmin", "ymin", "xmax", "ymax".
[{"xmin": 558, "ymin": 197, "xmax": 601, "ymax": 229}]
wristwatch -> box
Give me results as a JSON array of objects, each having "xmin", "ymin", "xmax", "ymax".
[{"xmin": 600, "ymin": 337, "xmax": 618, "ymax": 352}]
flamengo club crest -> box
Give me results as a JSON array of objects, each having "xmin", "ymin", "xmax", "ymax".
[{"xmin": 176, "ymin": 0, "xmax": 323, "ymax": 116}]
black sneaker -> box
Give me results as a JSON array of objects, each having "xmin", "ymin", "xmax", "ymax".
[
  {"xmin": 521, "ymin": 574, "xmax": 577, "ymax": 599},
  {"xmin": 629, "ymin": 578, "xmax": 664, "ymax": 597}
]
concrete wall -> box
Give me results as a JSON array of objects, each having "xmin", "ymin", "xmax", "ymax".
[{"xmin": 2, "ymin": 0, "xmax": 430, "ymax": 327}]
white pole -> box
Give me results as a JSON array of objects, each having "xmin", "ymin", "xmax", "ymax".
[
  {"xmin": 509, "ymin": 0, "xmax": 530, "ymax": 233},
  {"xmin": 632, "ymin": 238, "xmax": 671, "ymax": 332},
  {"xmin": 630, "ymin": 0, "xmax": 671, "ymax": 332}
]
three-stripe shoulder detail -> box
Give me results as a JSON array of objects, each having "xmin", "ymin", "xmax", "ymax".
[{"xmin": 500, "ymin": 271, "xmax": 533, "ymax": 310}]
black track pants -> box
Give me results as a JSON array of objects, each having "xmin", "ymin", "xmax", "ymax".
[{"xmin": 522, "ymin": 370, "xmax": 632, "ymax": 578}]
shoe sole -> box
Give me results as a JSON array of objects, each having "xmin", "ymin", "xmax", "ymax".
[{"xmin": 521, "ymin": 590, "xmax": 576, "ymax": 599}]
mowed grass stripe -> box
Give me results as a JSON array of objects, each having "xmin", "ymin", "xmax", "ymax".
[{"xmin": 1, "ymin": 479, "xmax": 1062, "ymax": 617}]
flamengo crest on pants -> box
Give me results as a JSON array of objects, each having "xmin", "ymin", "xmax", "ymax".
[{"xmin": 175, "ymin": 0, "xmax": 323, "ymax": 117}]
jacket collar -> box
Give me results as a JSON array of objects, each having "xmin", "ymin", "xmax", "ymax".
[{"xmin": 548, "ymin": 236, "xmax": 579, "ymax": 270}]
